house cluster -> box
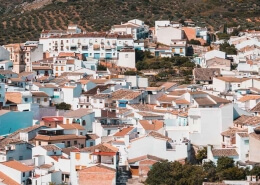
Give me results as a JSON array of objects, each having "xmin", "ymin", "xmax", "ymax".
[{"xmin": 0, "ymin": 18, "xmax": 260, "ymax": 185}]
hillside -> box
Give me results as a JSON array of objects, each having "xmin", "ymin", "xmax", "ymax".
[{"xmin": 0, "ymin": 0, "xmax": 260, "ymax": 45}]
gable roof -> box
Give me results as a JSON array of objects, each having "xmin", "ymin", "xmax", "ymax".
[
  {"xmin": 1, "ymin": 160, "xmax": 33, "ymax": 172},
  {"xmin": 148, "ymin": 131, "xmax": 172, "ymax": 141},
  {"xmin": 113, "ymin": 127, "xmax": 135, "ymax": 137},
  {"xmin": 251, "ymin": 102, "xmax": 260, "ymax": 112},
  {"xmin": 64, "ymin": 108, "xmax": 93, "ymax": 118},
  {"xmin": 79, "ymin": 164, "xmax": 116, "ymax": 172},
  {"xmin": 139, "ymin": 120, "xmax": 164, "ymax": 131},
  {"xmin": 0, "ymin": 171, "xmax": 19, "ymax": 185},
  {"xmin": 193, "ymin": 68, "xmax": 220, "ymax": 81},
  {"xmin": 5, "ymin": 92, "xmax": 22, "ymax": 104},
  {"xmin": 80, "ymin": 143, "xmax": 119, "ymax": 153},
  {"xmin": 212, "ymin": 149, "xmax": 238, "ymax": 157},
  {"xmin": 41, "ymin": 144, "xmax": 61, "ymax": 151},
  {"xmin": 234, "ymin": 115, "xmax": 260, "ymax": 126},
  {"xmin": 239, "ymin": 95, "xmax": 260, "ymax": 102},
  {"xmin": 31, "ymin": 91, "xmax": 49, "ymax": 97},
  {"xmin": 215, "ymin": 77, "xmax": 251, "ymax": 83},
  {"xmin": 58, "ymin": 124, "xmax": 85, "ymax": 130},
  {"xmin": 128, "ymin": 154, "xmax": 164, "ymax": 164}
]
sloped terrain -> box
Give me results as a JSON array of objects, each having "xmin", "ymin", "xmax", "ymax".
[{"xmin": 0, "ymin": 0, "xmax": 260, "ymax": 45}]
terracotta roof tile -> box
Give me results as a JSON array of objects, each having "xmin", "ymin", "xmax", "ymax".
[
  {"xmin": 239, "ymin": 95, "xmax": 260, "ymax": 102},
  {"xmin": 128, "ymin": 154, "xmax": 164, "ymax": 163},
  {"xmin": 251, "ymin": 102, "xmax": 260, "ymax": 112},
  {"xmin": 34, "ymin": 134, "xmax": 86, "ymax": 141},
  {"xmin": 194, "ymin": 68, "xmax": 220, "ymax": 81},
  {"xmin": 221, "ymin": 128, "xmax": 247, "ymax": 137},
  {"xmin": 212, "ymin": 148, "xmax": 238, "ymax": 157},
  {"xmin": 80, "ymin": 143, "xmax": 118, "ymax": 153},
  {"xmin": 31, "ymin": 91, "xmax": 49, "ymax": 97},
  {"xmin": 114, "ymin": 127, "xmax": 135, "ymax": 137},
  {"xmin": 1, "ymin": 160, "xmax": 33, "ymax": 172},
  {"xmin": 234, "ymin": 115, "xmax": 260, "ymax": 126},
  {"xmin": 159, "ymin": 82, "xmax": 177, "ymax": 91},
  {"xmin": 216, "ymin": 77, "xmax": 251, "ymax": 83},
  {"xmin": 148, "ymin": 131, "xmax": 172, "ymax": 141},
  {"xmin": 5, "ymin": 92, "xmax": 22, "ymax": 104},
  {"xmin": 64, "ymin": 108, "xmax": 93, "ymax": 118},
  {"xmin": 58, "ymin": 124, "xmax": 85, "ymax": 130},
  {"xmin": 41, "ymin": 144, "xmax": 61, "ymax": 151},
  {"xmin": 0, "ymin": 171, "xmax": 19, "ymax": 185},
  {"xmin": 139, "ymin": 120, "xmax": 164, "ymax": 131}
]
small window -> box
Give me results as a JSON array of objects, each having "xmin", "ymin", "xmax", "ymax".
[
  {"xmin": 61, "ymin": 67, "xmax": 64, "ymax": 71},
  {"xmin": 90, "ymin": 142, "xmax": 94, "ymax": 146},
  {"xmin": 125, "ymin": 54, "xmax": 128, "ymax": 58},
  {"xmin": 24, "ymin": 98, "xmax": 28, "ymax": 102},
  {"xmin": 44, "ymin": 98, "xmax": 48, "ymax": 102},
  {"xmin": 19, "ymin": 156, "xmax": 23, "ymax": 160},
  {"xmin": 56, "ymin": 66, "xmax": 58, "ymax": 71},
  {"xmin": 23, "ymin": 172, "xmax": 25, "ymax": 177},
  {"xmin": 38, "ymin": 141, "xmax": 41, "ymax": 145},
  {"xmin": 238, "ymin": 84, "xmax": 241, "ymax": 87},
  {"xmin": 74, "ymin": 140, "xmax": 77, "ymax": 145}
]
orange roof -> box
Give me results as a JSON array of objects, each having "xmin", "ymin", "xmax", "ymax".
[
  {"xmin": 58, "ymin": 124, "xmax": 85, "ymax": 130},
  {"xmin": 173, "ymin": 99, "xmax": 190, "ymax": 104},
  {"xmin": 58, "ymin": 52, "xmax": 75, "ymax": 57},
  {"xmin": 5, "ymin": 92, "xmax": 22, "ymax": 104},
  {"xmin": 114, "ymin": 127, "xmax": 135, "ymax": 137},
  {"xmin": 34, "ymin": 134, "xmax": 86, "ymax": 141},
  {"xmin": 182, "ymin": 27, "xmax": 196, "ymax": 40},
  {"xmin": 0, "ymin": 171, "xmax": 19, "ymax": 185},
  {"xmin": 139, "ymin": 120, "xmax": 164, "ymax": 131},
  {"xmin": 2, "ymin": 160, "xmax": 33, "ymax": 172},
  {"xmin": 239, "ymin": 95, "xmax": 260, "ymax": 102}
]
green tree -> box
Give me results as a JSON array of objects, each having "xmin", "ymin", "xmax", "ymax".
[
  {"xmin": 56, "ymin": 102, "xmax": 71, "ymax": 110},
  {"xmin": 146, "ymin": 161, "xmax": 206, "ymax": 185},
  {"xmin": 220, "ymin": 42, "xmax": 237, "ymax": 55},
  {"xmin": 196, "ymin": 147, "xmax": 207, "ymax": 164},
  {"xmin": 216, "ymin": 157, "xmax": 234, "ymax": 172}
]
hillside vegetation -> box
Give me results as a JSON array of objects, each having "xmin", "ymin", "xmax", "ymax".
[{"xmin": 0, "ymin": 0, "xmax": 260, "ymax": 45}]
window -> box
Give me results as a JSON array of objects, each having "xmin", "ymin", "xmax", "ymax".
[
  {"xmin": 19, "ymin": 156, "xmax": 23, "ymax": 160},
  {"xmin": 23, "ymin": 172, "xmax": 25, "ymax": 177},
  {"xmin": 61, "ymin": 67, "xmax": 64, "ymax": 71},
  {"xmin": 56, "ymin": 66, "xmax": 58, "ymax": 71},
  {"xmin": 69, "ymin": 67, "xmax": 72, "ymax": 71},
  {"xmin": 38, "ymin": 141, "xmax": 41, "ymax": 145},
  {"xmin": 29, "ymin": 171, "xmax": 32, "ymax": 177},
  {"xmin": 107, "ymin": 130, "xmax": 111, "ymax": 136},
  {"xmin": 44, "ymin": 98, "xmax": 47, "ymax": 102},
  {"xmin": 74, "ymin": 140, "xmax": 77, "ymax": 145},
  {"xmin": 180, "ymin": 48, "xmax": 183, "ymax": 53},
  {"xmin": 90, "ymin": 142, "xmax": 94, "ymax": 146},
  {"xmin": 80, "ymin": 132, "xmax": 83, "ymax": 135},
  {"xmin": 172, "ymin": 48, "xmax": 175, "ymax": 53},
  {"xmin": 8, "ymin": 157, "xmax": 13, "ymax": 161},
  {"xmin": 67, "ymin": 141, "xmax": 71, "ymax": 147},
  {"xmin": 37, "ymin": 98, "xmax": 40, "ymax": 103},
  {"xmin": 24, "ymin": 98, "xmax": 28, "ymax": 102},
  {"xmin": 82, "ymin": 120, "xmax": 86, "ymax": 126},
  {"xmin": 244, "ymin": 140, "xmax": 249, "ymax": 145},
  {"xmin": 238, "ymin": 84, "xmax": 241, "ymax": 87},
  {"xmin": 125, "ymin": 54, "xmax": 128, "ymax": 58}
]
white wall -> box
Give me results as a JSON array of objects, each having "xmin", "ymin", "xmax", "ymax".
[
  {"xmin": 128, "ymin": 136, "xmax": 187, "ymax": 161},
  {"xmin": 189, "ymin": 103, "xmax": 233, "ymax": 146}
]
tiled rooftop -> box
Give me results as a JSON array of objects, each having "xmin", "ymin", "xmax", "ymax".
[{"xmin": 212, "ymin": 148, "xmax": 238, "ymax": 157}]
